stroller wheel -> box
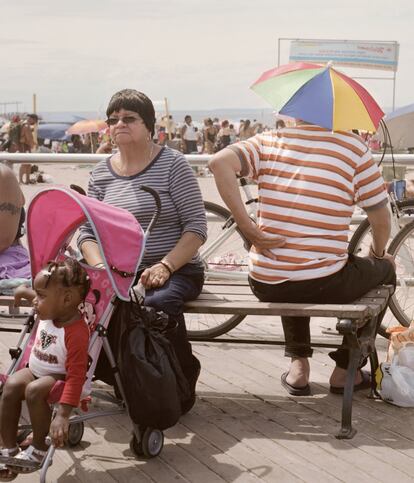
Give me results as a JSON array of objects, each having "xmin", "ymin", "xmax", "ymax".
[
  {"xmin": 67, "ymin": 422, "xmax": 84, "ymax": 447},
  {"xmin": 129, "ymin": 433, "xmax": 143, "ymax": 457},
  {"xmin": 141, "ymin": 428, "xmax": 164, "ymax": 458},
  {"xmin": 129, "ymin": 428, "xmax": 164, "ymax": 458}
]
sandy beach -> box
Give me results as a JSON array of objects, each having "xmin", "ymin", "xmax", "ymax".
[{"xmin": 13, "ymin": 162, "xmax": 230, "ymax": 206}]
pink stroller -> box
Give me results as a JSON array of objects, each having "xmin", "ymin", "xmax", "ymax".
[{"xmin": 0, "ymin": 186, "xmax": 163, "ymax": 481}]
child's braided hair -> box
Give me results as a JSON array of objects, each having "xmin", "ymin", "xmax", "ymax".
[{"xmin": 44, "ymin": 259, "xmax": 91, "ymax": 300}]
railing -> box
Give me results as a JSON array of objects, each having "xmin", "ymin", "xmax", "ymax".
[{"xmin": 2, "ymin": 152, "xmax": 414, "ymax": 168}]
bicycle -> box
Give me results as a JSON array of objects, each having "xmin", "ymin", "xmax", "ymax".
[
  {"xmin": 350, "ymin": 195, "xmax": 414, "ymax": 335},
  {"xmin": 186, "ymin": 179, "xmax": 414, "ymax": 339}
]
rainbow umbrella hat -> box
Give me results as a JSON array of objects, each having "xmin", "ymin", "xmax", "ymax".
[{"xmin": 251, "ymin": 62, "xmax": 384, "ymax": 132}]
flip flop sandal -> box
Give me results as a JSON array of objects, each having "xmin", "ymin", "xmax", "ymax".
[
  {"xmin": 6, "ymin": 445, "xmax": 48, "ymax": 474},
  {"xmin": 330, "ymin": 369, "xmax": 371, "ymax": 395},
  {"xmin": 281, "ymin": 371, "xmax": 311, "ymax": 396},
  {"xmin": 0, "ymin": 467, "xmax": 17, "ymax": 482},
  {"xmin": 0, "ymin": 448, "xmax": 19, "ymax": 482}
]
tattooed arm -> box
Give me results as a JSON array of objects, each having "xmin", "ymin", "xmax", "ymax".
[{"xmin": 0, "ymin": 164, "xmax": 25, "ymax": 251}]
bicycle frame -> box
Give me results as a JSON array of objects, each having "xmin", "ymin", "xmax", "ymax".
[{"xmin": 201, "ymin": 179, "xmax": 256, "ymax": 281}]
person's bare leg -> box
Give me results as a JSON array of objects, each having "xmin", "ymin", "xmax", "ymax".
[
  {"xmin": 286, "ymin": 357, "xmax": 310, "ymax": 387},
  {"xmin": 18, "ymin": 164, "xmax": 24, "ymax": 184},
  {"xmin": 329, "ymin": 367, "xmax": 363, "ymax": 387},
  {"xmin": 24, "ymin": 165, "xmax": 31, "ymax": 184},
  {"xmin": 25, "ymin": 376, "xmax": 62, "ymax": 451},
  {"xmin": 0, "ymin": 369, "xmax": 35, "ymax": 449}
]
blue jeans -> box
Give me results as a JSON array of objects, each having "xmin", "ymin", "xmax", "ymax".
[{"xmin": 143, "ymin": 263, "xmax": 204, "ymax": 380}]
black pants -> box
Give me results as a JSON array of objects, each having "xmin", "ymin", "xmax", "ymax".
[
  {"xmin": 249, "ymin": 255, "xmax": 396, "ymax": 369},
  {"xmin": 183, "ymin": 140, "xmax": 198, "ymax": 154}
]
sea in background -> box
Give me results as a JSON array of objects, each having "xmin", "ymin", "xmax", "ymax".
[{"xmin": 39, "ymin": 108, "xmax": 277, "ymax": 127}]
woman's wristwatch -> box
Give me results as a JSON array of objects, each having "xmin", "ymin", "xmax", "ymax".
[{"xmin": 369, "ymin": 245, "xmax": 386, "ymax": 259}]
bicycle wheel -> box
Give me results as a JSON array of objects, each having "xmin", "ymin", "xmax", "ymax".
[
  {"xmin": 185, "ymin": 201, "xmax": 251, "ymax": 339},
  {"xmin": 387, "ymin": 219, "xmax": 414, "ymax": 330},
  {"xmin": 349, "ymin": 199, "xmax": 414, "ymax": 257},
  {"xmin": 349, "ymin": 199, "xmax": 414, "ymax": 336}
]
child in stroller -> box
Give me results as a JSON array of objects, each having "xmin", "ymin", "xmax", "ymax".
[{"xmin": 0, "ymin": 259, "xmax": 90, "ymax": 479}]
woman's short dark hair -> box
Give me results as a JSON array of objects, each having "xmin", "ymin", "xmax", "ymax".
[{"xmin": 106, "ymin": 89, "xmax": 156, "ymax": 136}]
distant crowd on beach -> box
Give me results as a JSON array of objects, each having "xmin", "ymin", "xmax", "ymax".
[
  {"xmin": 0, "ymin": 112, "xmax": 276, "ymax": 157},
  {"xmin": 153, "ymin": 115, "xmax": 276, "ymax": 155},
  {"xmin": 0, "ymin": 112, "xmax": 382, "ymax": 161}
]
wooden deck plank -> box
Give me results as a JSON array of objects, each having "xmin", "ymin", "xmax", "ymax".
[
  {"xmin": 216, "ymin": 343, "xmax": 414, "ymax": 482},
  {"xmin": 180, "ymin": 409, "xmax": 305, "ymax": 483},
  {"xmin": 1, "ymin": 314, "xmax": 413, "ymax": 481},
  {"xmin": 194, "ymin": 344, "xmax": 392, "ymax": 483},
  {"xmin": 167, "ymin": 422, "xmax": 264, "ymax": 483}
]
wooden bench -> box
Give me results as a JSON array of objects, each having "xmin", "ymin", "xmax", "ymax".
[
  {"xmin": 2, "ymin": 285, "xmax": 393, "ymax": 439},
  {"xmin": 184, "ymin": 282, "xmax": 394, "ymax": 440},
  {"xmin": 0, "ymin": 296, "xmax": 31, "ymax": 333}
]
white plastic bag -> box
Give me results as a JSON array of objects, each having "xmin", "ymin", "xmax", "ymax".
[
  {"xmin": 398, "ymin": 345, "xmax": 414, "ymax": 368},
  {"xmin": 376, "ymin": 346, "xmax": 414, "ymax": 407}
]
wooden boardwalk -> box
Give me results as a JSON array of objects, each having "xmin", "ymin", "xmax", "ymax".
[{"xmin": 1, "ymin": 313, "xmax": 414, "ymax": 482}]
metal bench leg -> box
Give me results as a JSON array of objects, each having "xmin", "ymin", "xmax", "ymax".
[
  {"xmin": 336, "ymin": 347, "xmax": 359, "ymax": 439},
  {"xmin": 368, "ymin": 348, "xmax": 380, "ymax": 399}
]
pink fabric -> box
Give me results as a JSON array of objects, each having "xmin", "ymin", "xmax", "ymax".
[{"xmin": 26, "ymin": 187, "xmax": 145, "ymax": 300}]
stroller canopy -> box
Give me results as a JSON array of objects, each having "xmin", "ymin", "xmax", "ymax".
[{"xmin": 27, "ymin": 187, "xmax": 145, "ymax": 300}]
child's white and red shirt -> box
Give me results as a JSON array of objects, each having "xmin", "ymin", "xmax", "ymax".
[{"xmin": 29, "ymin": 318, "xmax": 89, "ymax": 407}]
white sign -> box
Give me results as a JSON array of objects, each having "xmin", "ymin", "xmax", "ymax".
[{"xmin": 289, "ymin": 40, "xmax": 399, "ymax": 72}]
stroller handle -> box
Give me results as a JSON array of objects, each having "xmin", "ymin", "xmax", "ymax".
[{"xmin": 140, "ymin": 185, "xmax": 161, "ymax": 234}]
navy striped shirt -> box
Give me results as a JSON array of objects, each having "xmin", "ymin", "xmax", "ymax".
[{"xmin": 78, "ymin": 146, "xmax": 207, "ymax": 268}]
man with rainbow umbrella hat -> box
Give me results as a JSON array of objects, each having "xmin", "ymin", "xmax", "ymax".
[{"xmin": 208, "ymin": 61, "xmax": 396, "ymax": 398}]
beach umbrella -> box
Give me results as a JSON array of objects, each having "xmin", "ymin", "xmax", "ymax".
[
  {"xmin": 251, "ymin": 62, "xmax": 384, "ymax": 132},
  {"xmin": 37, "ymin": 123, "xmax": 72, "ymax": 141},
  {"xmin": 39, "ymin": 113, "xmax": 85, "ymax": 124},
  {"xmin": 377, "ymin": 103, "xmax": 414, "ymax": 150},
  {"xmin": 66, "ymin": 119, "xmax": 107, "ymax": 135}
]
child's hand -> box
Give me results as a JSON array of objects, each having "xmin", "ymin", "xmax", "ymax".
[{"xmin": 50, "ymin": 414, "xmax": 69, "ymax": 448}]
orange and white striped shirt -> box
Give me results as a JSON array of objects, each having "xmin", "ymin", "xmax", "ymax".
[{"xmin": 229, "ymin": 125, "xmax": 388, "ymax": 284}]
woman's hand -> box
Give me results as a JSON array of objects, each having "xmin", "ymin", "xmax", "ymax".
[{"xmin": 140, "ymin": 263, "xmax": 171, "ymax": 289}]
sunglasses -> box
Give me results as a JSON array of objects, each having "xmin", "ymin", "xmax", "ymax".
[{"xmin": 106, "ymin": 116, "xmax": 142, "ymax": 126}]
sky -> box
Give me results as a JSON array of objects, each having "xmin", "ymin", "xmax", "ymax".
[{"xmin": 1, "ymin": 0, "xmax": 414, "ymax": 114}]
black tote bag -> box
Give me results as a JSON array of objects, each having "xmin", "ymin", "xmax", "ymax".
[{"xmin": 116, "ymin": 297, "xmax": 191, "ymax": 430}]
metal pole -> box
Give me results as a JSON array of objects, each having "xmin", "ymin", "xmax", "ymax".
[
  {"xmin": 277, "ymin": 38, "xmax": 281, "ymax": 66},
  {"xmin": 164, "ymin": 97, "xmax": 172, "ymax": 141},
  {"xmin": 392, "ymin": 70, "xmax": 397, "ymax": 112}
]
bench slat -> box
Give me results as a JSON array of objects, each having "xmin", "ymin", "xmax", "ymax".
[
  {"xmin": 183, "ymin": 300, "xmax": 384, "ymax": 318},
  {"xmin": 0, "ymin": 297, "xmax": 31, "ymax": 308}
]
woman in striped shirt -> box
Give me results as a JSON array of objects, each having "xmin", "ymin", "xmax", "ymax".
[
  {"xmin": 209, "ymin": 122, "xmax": 396, "ymax": 396},
  {"xmin": 78, "ymin": 89, "xmax": 207, "ymax": 413}
]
